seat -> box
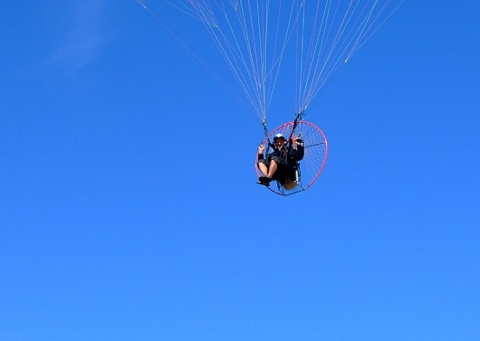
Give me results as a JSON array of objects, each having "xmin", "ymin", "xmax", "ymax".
[{"xmin": 278, "ymin": 162, "xmax": 301, "ymax": 191}]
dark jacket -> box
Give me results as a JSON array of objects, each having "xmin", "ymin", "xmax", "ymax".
[{"xmin": 259, "ymin": 143, "xmax": 304, "ymax": 164}]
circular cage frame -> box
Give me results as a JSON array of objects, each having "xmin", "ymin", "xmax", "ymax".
[{"xmin": 255, "ymin": 120, "xmax": 328, "ymax": 196}]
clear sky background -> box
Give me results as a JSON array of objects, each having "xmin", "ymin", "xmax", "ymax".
[{"xmin": 1, "ymin": 1, "xmax": 479, "ymax": 340}]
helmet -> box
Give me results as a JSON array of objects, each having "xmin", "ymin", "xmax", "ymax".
[{"xmin": 273, "ymin": 133, "xmax": 286, "ymax": 140}]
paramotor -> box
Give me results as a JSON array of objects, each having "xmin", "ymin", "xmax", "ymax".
[{"xmin": 138, "ymin": 0, "xmax": 402, "ymax": 194}]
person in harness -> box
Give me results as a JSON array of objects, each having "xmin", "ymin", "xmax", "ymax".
[{"xmin": 257, "ymin": 133, "xmax": 305, "ymax": 187}]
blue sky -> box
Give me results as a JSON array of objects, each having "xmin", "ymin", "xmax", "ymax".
[{"xmin": 1, "ymin": 1, "xmax": 480, "ymax": 340}]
